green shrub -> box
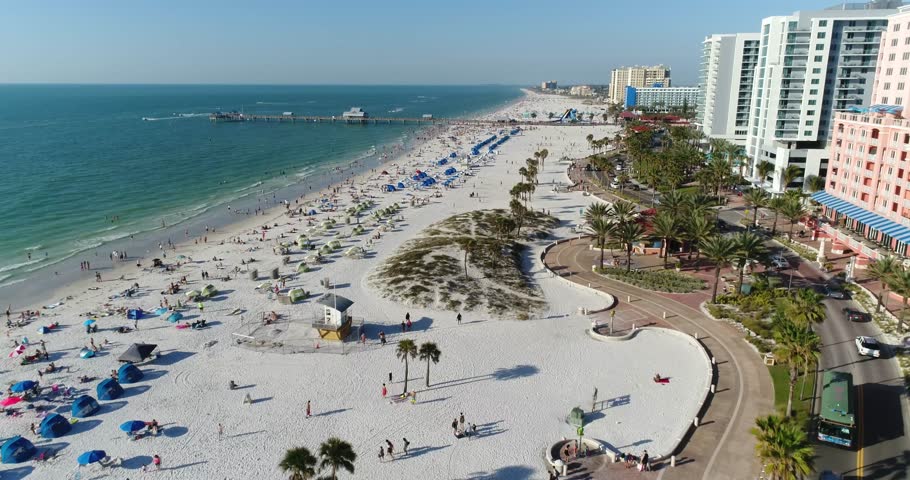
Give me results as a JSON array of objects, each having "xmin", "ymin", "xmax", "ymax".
[{"xmin": 595, "ymin": 267, "xmax": 706, "ymax": 293}]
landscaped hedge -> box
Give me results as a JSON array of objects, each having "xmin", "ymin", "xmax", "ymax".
[{"xmin": 596, "ymin": 267, "xmax": 705, "ymax": 293}]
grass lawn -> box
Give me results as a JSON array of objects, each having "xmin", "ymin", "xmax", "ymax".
[
  {"xmin": 768, "ymin": 364, "xmax": 816, "ymax": 426},
  {"xmin": 675, "ymin": 186, "xmax": 700, "ymax": 196}
]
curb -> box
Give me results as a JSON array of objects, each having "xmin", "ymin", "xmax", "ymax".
[{"xmin": 538, "ymin": 238, "xmax": 617, "ymax": 311}]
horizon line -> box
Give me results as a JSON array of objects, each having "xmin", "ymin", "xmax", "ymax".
[{"xmin": 0, "ymin": 81, "xmax": 533, "ymax": 87}]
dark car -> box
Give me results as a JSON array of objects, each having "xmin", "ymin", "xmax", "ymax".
[
  {"xmin": 843, "ymin": 308, "xmax": 870, "ymax": 322},
  {"xmin": 823, "ymin": 284, "xmax": 848, "ymax": 299},
  {"xmin": 629, "ymin": 184, "xmax": 642, "ymax": 191}
]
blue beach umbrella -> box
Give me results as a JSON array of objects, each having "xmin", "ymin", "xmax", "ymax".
[
  {"xmin": 154, "ymin": 307, "xmax": 168, "ymax": 316},
  {"xmin": 82, "ymin": 319, "xmax": 96, "ymax": 327},
  {"xmin": 79, "ymin": 348, "xmax": 95, "ymax": 359},
  {"xmin": 36, "ymin": 326, "xmax": 49, "ymax": 334},
  {"xmin": 11, "ymin": 381, "xmax": 36, "ymax": 393},
  {"xmin": 119, "ymin": 420, "xmax": 147, "ymax": 433},
  {"xmin": 77, "ymin": 450, "xmax": 106, "ymax": 465}
]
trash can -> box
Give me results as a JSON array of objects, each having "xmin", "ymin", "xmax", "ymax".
[
  {"xmin": 249, "ymin": 269, "xmax": 258, "ymax": 281},
  {"xmin": 271, "ymin": 268, "xmax": 279, "ymax": 279}
]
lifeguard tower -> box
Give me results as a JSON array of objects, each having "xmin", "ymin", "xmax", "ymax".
[{"xmin": 313, "ymin": 294, "xmax": 354, "ymax": 340}]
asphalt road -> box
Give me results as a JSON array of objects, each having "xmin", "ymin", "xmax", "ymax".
[{"xmin": 718, "ymin": 205, "xmax": 910, "ymax": 479}]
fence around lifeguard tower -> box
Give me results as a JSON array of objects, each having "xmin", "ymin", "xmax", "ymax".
[{"xmin": 231, "ymin": 310, "xmax": 364, "ymax": 355}]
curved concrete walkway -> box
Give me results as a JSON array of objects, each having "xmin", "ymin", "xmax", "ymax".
[{"xmin": 544, "ymin": 237, "xmax": 774, "ymax": 480}]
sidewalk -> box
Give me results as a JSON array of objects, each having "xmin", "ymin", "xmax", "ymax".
[{"xmin": 545, "ymin": 238, "xmax": 774, "ymax": 480}]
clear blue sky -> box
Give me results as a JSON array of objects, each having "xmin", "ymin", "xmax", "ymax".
[{"xmin": 0, "ymin": 0, "xmax": 840, "ymax": 85}]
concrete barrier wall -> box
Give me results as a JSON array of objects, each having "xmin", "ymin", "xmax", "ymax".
[{"xmin": 538, "ymin": 238, "xmax": 616, "ymax": 310}]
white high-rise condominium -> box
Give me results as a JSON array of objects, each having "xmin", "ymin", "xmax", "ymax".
[
  {"xmin": 746, "ymin": 0, "xmax": 901, "ymax": 193},
  {"xmin": 609, "ymin": 65, "xmax": 671, "ymax": 104},
  {"xmin": 697, "ymin": 33, "xmax": 761, "ymax": 146}
]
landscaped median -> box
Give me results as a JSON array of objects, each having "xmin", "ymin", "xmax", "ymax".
[{"xmin": 593, "ymin": 266, "xmax": 706, "ymax": 293}]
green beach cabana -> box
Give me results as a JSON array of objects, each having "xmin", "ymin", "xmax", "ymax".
[
  {"xmin": 288, "ymin": 288, "xmax": 308, "ymax": 303},
  {"xmin": 296, "ymin": 262, "xmax": 310, "ymax": 273},
  {"xmin": 201, "ymin": 284, "xmax": 218, "ymax": 298},
  {"xmin": 185, "ymin": 290, "xmax": 201, "ymax": 300}
]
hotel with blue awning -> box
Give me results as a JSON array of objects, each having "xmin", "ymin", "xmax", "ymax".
[{"xmin": 812, "ymin": 190, "xmax": 910, "ymax": 258}]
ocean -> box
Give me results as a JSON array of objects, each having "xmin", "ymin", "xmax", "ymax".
[{"xmin": 0, "ymin": 84, "xmax": 522, "ymax": 304}]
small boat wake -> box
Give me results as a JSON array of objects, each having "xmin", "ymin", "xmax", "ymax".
[{"xmin": 142, "ymin": 113, "xmax": 208, "ymax": 121}]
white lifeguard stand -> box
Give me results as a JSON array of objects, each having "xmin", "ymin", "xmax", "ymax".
[{"xmin": 313, "ymin": 294, "xmax": 354, "ymax": 341}]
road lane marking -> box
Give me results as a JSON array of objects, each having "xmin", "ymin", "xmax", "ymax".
[{"xmin": 857, "ymin": 384, "xmax": 864, "ymax": 478}]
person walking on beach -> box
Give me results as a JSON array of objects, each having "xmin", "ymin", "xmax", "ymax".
[
  {"xmin": 152, "ymin": 454, "xmax": 161, "ymax": 470},
  {"xmin": 379, "ymin": 331, "xmax": 386, "ymax": 346},
  {"xmin": 385, "ymin": 439, "xmax": 395, "ymax": 460},
  {"xmin": 218, "ymin": 423, "xmax": 224, "ymax": 438},
  {"xmin": 378, "ymin": 446, "xmax": 385, "ymax": 462},
  {"xmin": 459, "ymin": 412, "xmax": 465, "ymax": 432},
  {"xmin": 381, "ymin": 383, "xmax": 387, "ymax": 398},
  {"xmin": 452, "ymin": 418, "xmax": 459, "ymax": 437},
  {"xmin": 388, "ymin": 371, "xmax": 393, "ymax": 383},
  {"xmin": 306, "ymin": 400, "xmax": 311, "ymax": 418},
  {"xmin": 360, "ymin": 332, "xmax": 366, "ymax": 345},
  {"xmin": 457, "ymin": 313, "xmax": 462, "ymax": 325},
  {"xmin": 402, "ymin": 437, "xmax": 410, "ymax": 455}
]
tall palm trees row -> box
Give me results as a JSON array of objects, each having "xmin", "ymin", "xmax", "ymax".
[
  {"xmin": 867, "ymin": 255, "xmax": 910, "ymax": 332},
  {"xmin": 743, "ymin": 189, "xmax": 807, "ymax": 237}
]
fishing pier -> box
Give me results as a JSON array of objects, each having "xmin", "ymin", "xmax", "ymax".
[{"xmin": 208, "ymin": 109, "xmax": 590, "ymax": 127}]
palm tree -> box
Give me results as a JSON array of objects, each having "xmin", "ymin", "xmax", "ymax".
[
  {"xmin": 584, "ymin": 202, "xmax": 609, "ymax": 224},
  {"xmin": 586, "ymin": 134, "xmax": 595, "ymax": 153},
  {"xmin": 779, "ymin": 198, "xmax": 808, "ymax": 237},
  {"xmin": 867, "ymin": 256, "xmax": 899, "ymax": 312},
  {"xmin": 418, "ymin": 342, "xmax": 442, "ymax": 387},
  {"xmin": 805, "ymin": 175, "xmax": 825, "ymax": 193},
  {"xmin": 744, "ymin": 188, "xmax": 771, "ymax": 228},
  {"xmin": 396, "ymin": 339, "xmax": 418, "ymax": 393},
  {"xmin": 687, "ymin": 215, "xmax": 715, "ymax": 261},
  {"xmin": 510, "ymin": 199, "xmax": 527, "ymax": 236},
  {"xmin": 786, "ymin": 288, "xmax": 827, "ymax": 330},
  {"xmin": 539, "ymin": 149, "xmax": 549, "ymax": 171},
  {"xmin": 733, "ymin": 231, "xmax": 768, "ymax": 295},
  {"xmin": 773, "ymin": 317, "xmax": 820, "ymax": 418},
  {"xmin": 888, "ymin": 266, "xmax": 910, "ymax": 332},
  {"xmin": 612, "ymin": 221, "xmax": 645, "ymax": 273},
  {"xmin": 768, "ymin": 196, "xmax": 786, "ymax": 236},
  {"xmin": 652, "ymin": 212, "xmax": 679, "ymax": 269},
  {"xmin": 657, "ymin": 190, "xmax": 688, "ymax": 218},
  {"xmin": 608, "ymin": 200, "xmax": 637, "ymax": 226},
  {"xmin": 318, "ymin": 438, "xmax": 356, "ymax": 480},
  {"xmin": 780, "ymin": 165, "xmax": 803, "ymax": 192},
  {"xmin": 756, "ymin": 160, "xmax": 774, "ymax": 186},
  {"xmin": 280, "ymin": 447, "xmax": 318, "ymax": 480},
  {"xmin": 700, "ymin": 235, "xmax": 738, "ymax": 302},
  {"xmin": 589, "ymin": 217, "xmax": 614, "ymax": 269},
  {"xmin": 752, "ymin": 414, "xmax": 815, "ymax": 479}
]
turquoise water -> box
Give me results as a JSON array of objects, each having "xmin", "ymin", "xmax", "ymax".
[{"xmin": 0, "ymin": 84, "xmax": 521, "ymax": 291}]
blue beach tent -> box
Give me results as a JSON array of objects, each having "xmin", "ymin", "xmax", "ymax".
[
  {"xmin": 1, "ymin": 436, "xmax": 36, "ymax": 464},
  {"xmin": 167, "ymin": 312, "xmax": 183, "ymax": 323},
  {"xmin": 39, "ymin": 413, "xmax": 71, "ymax": 438},
  {"xmin": 127, "ymin": 309, "xmax": 143, "ymax": 320},
  {"xmin": 71, "ymin": 395, "xmax": 100, "ymax": 418},
  {"xmin": 10, "ymin": 381, "xmax": 36, "ymax": 394},
  {"xmin": 385, "ymin": 185, "xmax": 396, "ymax": 192},
  {"xmin": 450, "ymin": 152, "xmax": 457, "ymax": 158},
  {"xmin": 444, "ymin": 167, "xmax": 456, "ymax": 175},
  {"xmin": 118, "ymin": 363, "xmax": 143, "ymax": 384},
  {"xmin": 96, "ymin": 379, "xmax": 123, "ymax": 400},
  {"xmin": 397, "ymin": 182, "xmax": 405, "ymax": 189}
]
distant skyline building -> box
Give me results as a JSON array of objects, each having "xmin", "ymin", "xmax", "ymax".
[
  {"xmin": 696, "ymin": 33, "xmax": 761, "ymax": 146},
  {"xmin": 817, "ymin": 4, "xmax": 910, "ymax": 258},
  {"xmin": 746, "ymin": 0, "xmax": 900, "ymax": 193},
  {"xmin": 569, "ymin": 85, "xmax": 595, "ymax": 96},
  {"xmin": 609, "ymin": 65, "xmax": 671, "ymax": 104},
  {"xmin": 541, "ymin": 80, "xmax": 558, "ymax": 90},
  {"xmin": 624, "ymin": 86, "xmax": 700, "ymax": 111}
]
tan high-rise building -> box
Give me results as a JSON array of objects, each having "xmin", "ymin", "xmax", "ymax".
[{"xmin": 608, "ymin": 65, "xmax": 671, "ymax": 104}]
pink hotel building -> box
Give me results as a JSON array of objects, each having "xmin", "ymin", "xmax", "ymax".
[{"xmin": 819, "ymin": 5, "xmax": 910, "ymax": 258}]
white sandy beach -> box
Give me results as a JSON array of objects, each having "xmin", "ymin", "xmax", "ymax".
[{"xmin": 1, "ymin": 91, "xmax": 710, "ymax": 480}]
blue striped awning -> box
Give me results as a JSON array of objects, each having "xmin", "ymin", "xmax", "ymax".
[{"xmin": 811, "ymin": 191, "xmax": 910, "ymax": 244}]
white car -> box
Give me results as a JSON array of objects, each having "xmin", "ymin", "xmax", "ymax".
[
  {"xmin": 770, "ymin": 255, "xmax": 789, "ymax": 269},
  {"xmin": 609, "ymin": 181, "xmax": 621, "ymax": 189},
  {"xmin": 855, "ymin": 336, "xmax": 882, "ymax": 358}
]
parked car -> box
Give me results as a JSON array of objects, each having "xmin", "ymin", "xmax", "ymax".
[
  {"xmin": 823, "ymin": 284, "xmax": 848, "ymax": 299},
  {"xmin": 609, "ymin": 181, "xmax": 621, "ymax": 189},
  {"xmin": 855, "ymin": 336, "xmax": 882, "ymax": 358},
  {"xmin": 770, "ymin": 255, "xmax": 789, "ymax": 269},
  {"xmin": 843, "ymin": 308, "xmax": 870, "ymax": 322},
  {"xmin": 629, "ymin": 184, "xmax": 641, "ymax": 191}
]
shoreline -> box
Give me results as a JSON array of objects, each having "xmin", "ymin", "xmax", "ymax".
[{"xmin": 5, "ymin": 93, "xmax": 525, "ymax": 314}]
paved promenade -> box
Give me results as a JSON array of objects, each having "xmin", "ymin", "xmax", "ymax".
[{"xmin": 544, "ymin": 237, "xmax": 774, "ymax": 480}]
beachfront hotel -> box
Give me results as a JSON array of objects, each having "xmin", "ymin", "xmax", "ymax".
[
  {"xmin": 608, "ymin": 65, "xmax": 671, "ymax": 105},
  {"xmin": 624, "ymin": 86, "xmax": 700, "ymax": 111},
  {"xmin": 744, "ymin": 0, "xmax": 900, "ymax": 193},
  {"xmin": 696, "ymin": 33, "xmax": 761, "ymax": 146},
  {"xmin": 816, "ymin": 5, "xmax": 910, "ymax": 258}
]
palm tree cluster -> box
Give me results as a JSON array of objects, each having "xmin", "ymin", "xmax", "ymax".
[
  {"xmin": 585, "ymin": 200, "xmax": 644, "ymax": 272},
  {"xmin": 867, "ymin": 255, "xmax": 910, "ymax": 332},
  {"xmin": 585, "ymin": 133, "xmax": 614, "ymax": 155},
  {"xmin": 280, "ymin": 437, "xmax": 357, "ymax": 480},
  {"xmin": 396, "ymin": 339, "xmax": 444, "ymax": 392}
]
